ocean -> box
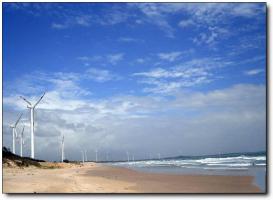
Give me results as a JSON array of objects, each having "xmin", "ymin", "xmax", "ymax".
[{"xmin": 110, "ymin": 151, "xmax": 266, "ymax": 192}]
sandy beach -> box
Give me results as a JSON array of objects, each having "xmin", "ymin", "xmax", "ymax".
[{"xmin": 3, "ymin": 162, "xmax": 261, "ymax": 193}]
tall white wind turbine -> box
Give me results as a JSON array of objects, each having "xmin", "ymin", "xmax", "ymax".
[
  {"xmin": 85, "ymin": 150, "xmax": 88, "ymax": 162},
  {"xmin": 9, "ymin": 113, "xmax": 23, "ymax": 154},
  {"xmin": 61, "ymin": 135, "xmax": 65, "ymax": 162},
  {"xmin": 95, "ymin": 149, "xmax": 98, "ymax": 162},
  {"xmin": 81, "ymin": 150, "xmax": 85, "ymax": 163},
  {"xmin": 20, "ymin": 92, "xmax": 45, "ymax": 159},
  {"xmin": 126, "ymin": 151, "xmax": 130, "ymax": 162},
  {"xmin": 19, "ymin": 125, "xmax": 25, "ymax": 157}
]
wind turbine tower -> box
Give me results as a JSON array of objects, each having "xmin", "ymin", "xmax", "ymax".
[
  {"xmin": 126, "ymin": 151, "xmax": 130, "ymax": 162},
  {"xmin": 81, "ymin": 150, "xmax": 85, "ymax": 163},
  {"xmin": 61, "ymin": 135, "xmax": 65, "ymax": 162},
  {"xmin": 20, "ymin": 92, "xmax": 45, "ymax": 159},
  {"xmin": 85, "ymin": 150, "xmax": 87, "ymax": 162},
  {"xmin": 9, "ymin": 113, "xmax": 23, "ymax": 154},
  {"xmin": 19, "ymin": 125, "xmax": 25, "ymax": 157},
  {"xmin": 95, "ymin": 149, "xmax": 98, "ymax": 162}
]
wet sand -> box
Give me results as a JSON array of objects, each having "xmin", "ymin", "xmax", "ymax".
[{"xmin": 3, "ymin": 162, "xmax": 261, "ymax": 193}]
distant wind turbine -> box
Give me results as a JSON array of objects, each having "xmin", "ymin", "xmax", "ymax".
[
  {"xmin": 20, "ymin": 92, "xmax": 45, "ymax": 159},
  {"xmin": 19, "ymin": 125, "xmax": 25, "ymax": 157},
  {"xmin": 95, "ymin": 149, "xmax": 98, "ymax": 162},
  {"xmin": 85, "ymin": 150, "xmax": 88, "ymax": 162},
  {"xmin": 81, "ymin": 150, "xmax": 85, "ymax": 163},
  {"xmin": 61, "ymin": 135, "xmax": 65, "ymax": 162},
  {"xmin": 126, "ymin": 151, "xmax": 130, "ymax": 162},
  {"xmin": 9, "ymin": 113, "xmax": 23, "ymax": 154}
]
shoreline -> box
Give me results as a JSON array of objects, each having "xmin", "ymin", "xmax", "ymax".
[
  {"xmin": 3, "ymin": 162, "xmax": 262, "ymax": 193},
  {"xmin": 110, "ymin": 164, "xmax": 266, "ymax": 192}
]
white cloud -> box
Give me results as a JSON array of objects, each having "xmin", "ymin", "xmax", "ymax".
[
  {"xmin": 231, "ymin": 3, "xmax": 265, "ymax": 17},
  {"xmin": 131, "ymin": 3, "xmax": 264, "ymax": 39},
  {"xmin": 85, "ymin": 68, "xmax": 121, "ymax": 82},
  {"xmin": 75, "ymin": 15, "xmax": 91, "ymax": 26},
  {"xmin": 76, "ymin": 54, "xmax": 124, "ymax": 66},
  {"xmin": 136, "ymin": 58, "xmax": 146, "ymax": 64},
  {"xmin": 193, "ymin": 27, "xmax": 229, "ymax": 46},
  {"xmin": 51, "ymin": 14, "xmax": 91, "ymax": 29},
  {"xmin": 133, "ymin": 57, "xmax": 232, "ymax": 94},
  {"xmin": 51, "ymin": 22, "xmax": 68, "ymax": 29},
  {"xmin": 3, "ymin": 83, "xmax": 266, "ymax": 161},
  {"xmin": 130, "ymin": 3, "xmax": 176, "ymax": 38},
  {"xmin": 158, "ymin": 52, "xmax": 182, "ymax": 62},
  {"xmin": 178, "ymin": 19, "xmax": 195, "ymax": 28},
  {"xmin": 227, "ymin": 35, "xmax": 266, "ymax": 56},
  {"xmin": 244, "ymin": 69, "xmax": 264, "ymax": 76},
  {"xmin": 107, "ymin": 53, "xmax": 124, "ymax": 65},
  {"xmin": 118, "ymin": 37, "xmax": 143, "ymax": 43}
]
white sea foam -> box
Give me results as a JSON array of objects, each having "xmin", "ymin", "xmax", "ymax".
[{"xmin": 113, "ymin": 155, "xmax": 266, "ymax": 170}]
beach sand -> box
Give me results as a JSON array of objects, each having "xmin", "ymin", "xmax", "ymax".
[{"xmin": 3, "ymin": 162, "xmax": 261, "ymax": 193}]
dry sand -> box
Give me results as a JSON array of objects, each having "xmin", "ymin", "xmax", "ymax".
[{"xmin": 3, "ymin": 162, "xmax": 261, "ymax": 193}]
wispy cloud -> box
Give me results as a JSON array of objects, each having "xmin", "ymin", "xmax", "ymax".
[
  {"xmin": 133, "ymin": 57, "xmax": 232, "ymax": 94},
  {"xmin": 107, "ymin": 53, "xmax": 124, "ymax": 65},
  {"xmin": 51, "ymin": 15, "xmax": 91, "ymax": 29},
  {"xmin": 85, "ymin": 68, "xmax": 121, "ymax": 82},
  {"xmin": 227, "ymin": 34, "xmax": 266, "ymax": 56},
  {"xmin": 136, "ymin": 58, "xmax": 146, "ymax": 64},
  {"xmin": 178, "ymin": 19, "xmax": 195, "ymax": 28},
  {"xmin": 158, "ymin": 51, "xmax": 183, "ymax": 62},
  {"xmin": 244, "ymin": 69, "xmax": 264, "ymax": 76},
  {"xmin": 118, "ymin": 37, "xmax": 143, "ymax": 43},
  {"xmin": 77, "ymin": 54, "xmax": 124, "ymax": 65},
  {"xmin": 192, "ymin": 27, "xmax": 229, "ymax": 46},
  {"xmin": 51, "ymin": 23, "xmax": 68, "ymax": 29}
]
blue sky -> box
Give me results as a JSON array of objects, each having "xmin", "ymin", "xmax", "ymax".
[{"xmin": 3, "ymin": 3, "xmax": 266, "ymax": 161}]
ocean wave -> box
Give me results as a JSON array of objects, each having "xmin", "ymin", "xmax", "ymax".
[{"xmin": 112, "ymin": 155, "xmax": 266, "ymax": 170}]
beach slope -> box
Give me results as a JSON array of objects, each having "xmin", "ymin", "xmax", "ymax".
[{"xmin": 3, "ymin": 163, "xmax": 261, "ymax": 193}]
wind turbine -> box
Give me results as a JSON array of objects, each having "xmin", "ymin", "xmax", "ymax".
[
  {"xmin": 61, "ymin": 135, "xmax": 65, "ymax": 162},
  {"xmin": 19, "ymin": 125, "xmax": 25, "ymax": 157},
  {"xmin": 126, "ymin": 151, "xmax": 130, "ymax": 162},
  {"xmin": 9, "ymin": 113, "xmax": 23, "ymax": 154},
  {"xmin": 81, "ymin": 150, "xmax": 85, "ymax": 163},
  {"xmin": 95, "ymin": 149, "xmax": 98, "ymax": 162},
  {"xmin": 84, "ymin": 150, "xmax": 88, "ymax": 162},
  {"xmin": 106, "ymin": 152, "xmax": 109, "ymax": 162},
  {"xmin": 20, "ymin": 92, "xmax": 45, "ymax": 159}
]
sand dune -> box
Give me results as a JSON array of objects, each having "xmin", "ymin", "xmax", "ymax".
[{"xmin": 3, "ymin": 162, "xmax": 261, "ymax": 193}]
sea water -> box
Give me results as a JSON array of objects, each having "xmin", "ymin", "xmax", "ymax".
[{"xmin": 110, "ymin": 152, "xmax": 266, "ymax": 192}]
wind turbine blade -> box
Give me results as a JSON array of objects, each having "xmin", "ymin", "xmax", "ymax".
[
  {"xmin": 20, "ymin": 96, "xmax": 32, "ymax": 106},
  {"xmin": 34, "ymin": 92, "xmax": 46, "ymax": 108},
  {"xmin": 15, "ymin": 113, "xmax": 23, "ymax": 127},
  {"xmin": 21, "ymin": 126, "xmax": 25, "ymax": 136}
]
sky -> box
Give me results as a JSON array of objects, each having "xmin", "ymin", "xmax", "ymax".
[{"xmin": 2, "ymin": 2, "xmax": 266, "ymax": 162}]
